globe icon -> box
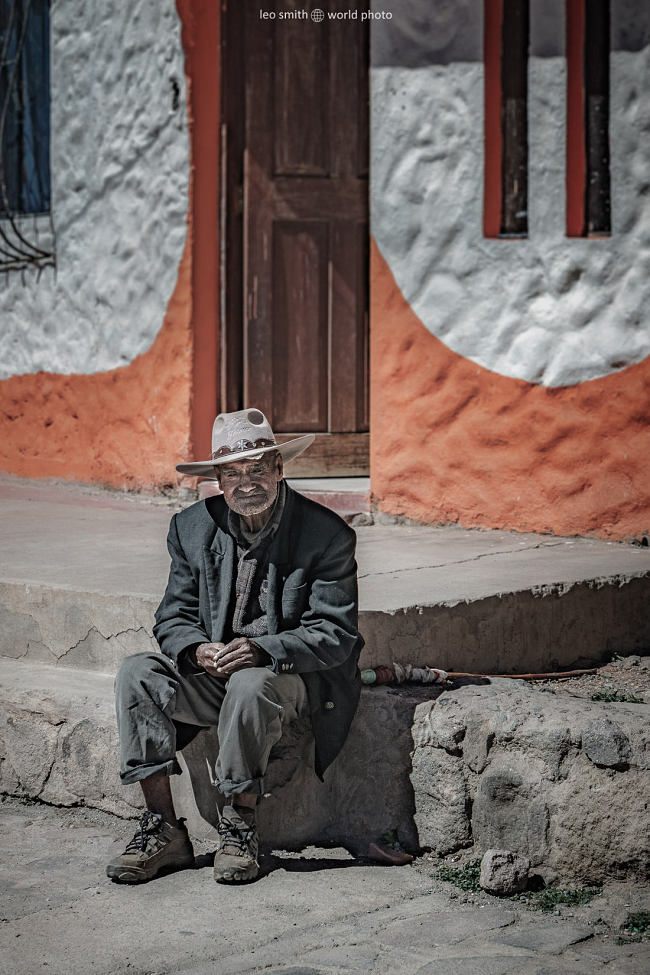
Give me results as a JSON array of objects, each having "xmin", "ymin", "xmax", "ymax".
[{"xmin": 311, "ymin": 8, "xmax": 324, "ymax": 22}]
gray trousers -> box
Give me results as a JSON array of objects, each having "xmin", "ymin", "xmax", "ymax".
[{"xmin": 115, "ymin": 652, "xmax": 307, "ymax": 798}]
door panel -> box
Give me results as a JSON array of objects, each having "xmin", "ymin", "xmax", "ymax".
[
  {"xmin": 272, "ymin": 221, "xmax": 329, "ymax": 431},
  {"xmin": 273, "ymin": 16, "xmax": 330, "ymax": 176}
]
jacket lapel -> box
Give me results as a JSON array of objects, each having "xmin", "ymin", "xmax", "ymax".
[
  {"xmin": 203, "ymin": 528, "xmax": 235, "ymax": 641},
  {"xmin": 265, "ymin": 485, "xmax": 296, "ymax": 636}
]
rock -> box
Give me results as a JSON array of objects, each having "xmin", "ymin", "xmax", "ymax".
[
  {"xmin": 463, "ymin": 715, "xmax": 495, "ymax": 773},
  {"xmin": 479, "ymin": 849, "xmax": 530, "ymax": 894},
  {"xmin": 582, "ymin": 718, "xmax": 631, "ymax": 768},
  {"xmin": 412, "ymin": 697, "xmax": 466, "ymax": 754},
  {"xmin": 410, "ymin": 748, "xmax": 471, "ymax": 854},
  {"xmin": 472, "ymin": 766, "xmax": 550, "ymax": 864},
  {"xmin": 623, "ymin": 655, "xmax": 641, "ymax": 668},
  {"xmin": 409, "ymin": 679, "xmax": 650, "ymax": 883}
]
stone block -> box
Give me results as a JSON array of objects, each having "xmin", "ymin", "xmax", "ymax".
[
  {"xmin": 409, "ymin": 679, "xmax": 650, "ymax": 883},
  {"xmin": 480, "ymin": 849, "xmax": 530, "ymax": 895},
  {"xmin": 0, "ymin": 663, "xmax": 142, "ymax": 819},
  {"xmin": 410, "ymin": 748, "xmax": 471, "ymax": 854},
  {"xmin": 491, "ymin": 923, "xmax": 594, "ymax": 953},
  {"xmin": 0, "ymin": 581, "xmax": 158, "ymax": 671},
  {"xmin": 413, "ymin": 696, "xmax": 466, "ymax": 753},
  {"xmin": 581, "ymin": 718, "xmax": 631, "ymax": 769},
  {"xmin": 551, "ymin": 761, "xmax": 650, "ymax": 882},
  {"xmin": 472, "ymin": 767, "xmax": 550, "ymax": 865},
  {"xmin": 463, "ymin": 714, "xmax": 495, "ymax": 773}
]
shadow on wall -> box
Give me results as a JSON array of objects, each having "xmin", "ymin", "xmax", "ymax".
[{"xmin": 172, "ymin": 687, "xmax": 438, "ymax": 854}]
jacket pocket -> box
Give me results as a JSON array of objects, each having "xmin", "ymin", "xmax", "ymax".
[{"xmin": 281, "ymin": 582, "xmax": 308, "ymax": 623}]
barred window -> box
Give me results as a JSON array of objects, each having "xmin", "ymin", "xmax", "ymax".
[
  {"xmin": 484, "ymin": 0, "xmax": 530, "ymax": 238},
  {"xmin": 566, "ymin": 0, "xmax": 611, "ymax": 237},
  {"xmin": 484, "ymin": 0, "xmax": 612, "ymax": 240},
  {"xmin": 0, "ymin": 0, "xmax": 54, "ymax": 273}
]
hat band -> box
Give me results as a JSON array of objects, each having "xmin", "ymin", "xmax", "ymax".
[{"xmin": 212, "ymin": 438, "xmax": 275, "ymax": 459}]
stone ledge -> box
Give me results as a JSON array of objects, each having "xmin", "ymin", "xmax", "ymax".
[
  {"xmin": 0, "ymin": 658, "xmax": 428, "ymax": 853},
  {"xmin": 1, "ymin": 656, "xmax": 648, "ymax": 880}
]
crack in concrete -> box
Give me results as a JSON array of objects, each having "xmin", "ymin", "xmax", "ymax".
[
  {"xmin": 35, "ymin": 721, "xmax": 65, "ymax": 798},
  {"xmin": 36, "ymin": 758, "xmax": 58, "ymax": 799},
  {"xmin": 5, "ymin": 644, "xmax": 31, "ymax": 661},
  {"xmin": 55, "ymin": 625, "xmax": 152, "ymax": 661},
  {"xmin": 357, "ymin": 541, "xmax": 567, "ymax": 580}
]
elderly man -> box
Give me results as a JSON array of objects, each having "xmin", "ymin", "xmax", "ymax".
[{"xmin": 106, "ymin": 408, "xmax": 363, "ymax": 884}]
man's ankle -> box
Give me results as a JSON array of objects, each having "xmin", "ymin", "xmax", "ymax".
[
  {"xmin": 147, "ymin": 809, "xmax": 180, "ymax": 829},
  {"xmin": 231, "ymin": 793, "xmax": 257, "ymax": 812}
]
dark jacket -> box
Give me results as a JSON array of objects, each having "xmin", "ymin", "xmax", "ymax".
[{"xmin": 153, "ymin": 485, "xmax": 363, "ymax": 778}]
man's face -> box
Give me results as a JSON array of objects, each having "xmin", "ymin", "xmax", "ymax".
[{"xmin": 216, "ymin": 452, "xmax": 283, "ymax": 517}]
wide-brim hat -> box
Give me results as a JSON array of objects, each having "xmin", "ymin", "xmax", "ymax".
[{"xmin": 176, "ymin": 408, "xmax": 315, "ymax": 479}]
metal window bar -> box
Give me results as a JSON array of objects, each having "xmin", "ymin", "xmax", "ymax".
[{"xmin": 0, "ymin": 0, "xmax": 55, "ymax": 275}]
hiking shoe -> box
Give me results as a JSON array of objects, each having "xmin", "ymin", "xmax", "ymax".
[
  {"xmin": 106, "ymin": 811, "xmax": 194, "ymax": 884},
  {"xmin": 213, "ymin": 805, "xmax": 260, "ymax": 883}
]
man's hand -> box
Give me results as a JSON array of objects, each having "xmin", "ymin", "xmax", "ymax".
[
  {"xmin": 195, "ymin": 638, "xmax": 269, "ymax": 677},
  {"xmin": 194, "ymin": 642, "xmax": 227, "ymax": 676}
]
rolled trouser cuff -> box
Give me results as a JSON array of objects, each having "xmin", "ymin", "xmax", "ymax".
[
  {"xmin": 119, "ymin": 757, "xmax": 182, "ymax": 785},
  {"xmin": 217, "ymin": 776, "xmax": 264, "ymax": 797}
]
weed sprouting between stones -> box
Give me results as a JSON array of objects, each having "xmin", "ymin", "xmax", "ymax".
[
  {"xmin": 435, "ymin": 862, "xmax": 603, "ymax": 910},
  {"xmin": 617, "ymin": 910, "xmax": 650, "ymax": 944},
  {"xmin": 530, "ymin": 886, "xmax": 603, "ymax": 911},
  {"xmin": 437, "ymin": 859, "xmax": 482, "ymax": 892},
  {"xmin": 626, "ymin": 910, "xmax": 650, "ymax": 932},
  {"xmin": 591, "ymin": 690, "xmax": 644, "ymax": 703}
]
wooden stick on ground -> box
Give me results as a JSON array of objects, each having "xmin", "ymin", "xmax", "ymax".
[{"xmin": 447, "ymin": 668, "xmax": 598, "ymax": 681}]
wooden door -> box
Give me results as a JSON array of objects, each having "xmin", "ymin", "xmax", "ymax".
[{"xmin": 221, "ymin": 0, "xmax": 369, "ymax": 476}]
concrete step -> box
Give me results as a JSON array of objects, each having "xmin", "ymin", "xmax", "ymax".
[
  {"xmin": 2, "ymin": 473, "xmax": 650, "ymax": 676},
  {"xmin": 0, "ymin": 657, "xmax": 426, "ymax": 852}
]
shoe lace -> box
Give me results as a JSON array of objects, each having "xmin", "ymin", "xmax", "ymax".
[
  {"xmin": 217, "ymin": 813, "xmax": 256, "ymax": 858},
  {"xmin": 124, "ymin": 811, "xmax": 164, "ymax": 854}
]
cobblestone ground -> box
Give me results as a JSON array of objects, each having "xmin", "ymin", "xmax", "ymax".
[{"xmin": 0, "ymin": 799, "xmax": 647, "ymax": 975}]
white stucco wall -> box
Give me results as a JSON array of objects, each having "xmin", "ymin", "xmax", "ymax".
[
  {"xmin": 0, "ymin": 0, "xmax": 189, "ymax": 380},
  {"xmin": 371, "ymin": 0, "xmax": 650, "ymax": 387}
]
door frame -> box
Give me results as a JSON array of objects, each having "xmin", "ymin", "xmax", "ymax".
[
  {"xmin": 218, "ymin": 1, "xmax": 370, "ymax": 476},
  {"xmin": 219, "ymin": 0, "xmax": 246, "ymax": 416}
]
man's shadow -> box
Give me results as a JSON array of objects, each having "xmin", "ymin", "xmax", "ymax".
[{"xmin": 175, "ymin": 679, "xmax": 490, "ymax": 876}]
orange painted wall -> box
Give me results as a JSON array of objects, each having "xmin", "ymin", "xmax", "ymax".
[
  {"xmin": 370, "ymin": 241, "xmax": 650, "ymax": 540},
  {"xmin": 0, "ymin": 0, "xmax": 219, "ymax": 491},
  {"xmin": 0, "ymin": 248, "xmax": 192, "ymax": 490}
]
